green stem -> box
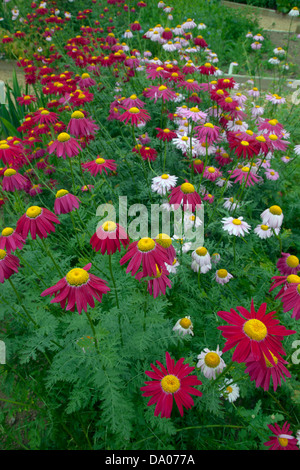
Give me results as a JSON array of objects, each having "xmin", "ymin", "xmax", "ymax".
[
  {"xmin": 8, "ymin": 278, "xmax": 37, "ymax": 326},
  {"xmin": 40, "ymin": 238, "xmax": 64, "ymax": 278}
]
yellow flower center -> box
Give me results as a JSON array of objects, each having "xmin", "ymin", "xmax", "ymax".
[
  {"xmin": 4, "ymin": 169, "xmax": 17, "ymax": 177},
  {"xmin": 261, "ymin": 225, "xmax": 269, "ymax": 231},
  {"xmin": 217, "ymin": 269, "xmax": 228, "ymax": 279},
  {"xmin": 226, "ymin": 386, "xmax": 233, "ymax": 393},
  {"xmin": 241, "ymin": 166, "xmax": 250, "ymax": 172},
  {"xmin": 66, "ymin": 268, "xmax": 89, "ymax": 286},
  {"xmin": 130, "ymin": 94, "xmax": 137, "ymax": 99},
  {"xmin": 194, "ymin": 159, "xmax": 202, "ymax": 165},
  {"xmin": 26, "ymin": 206, "xmax": 42, "ymax": 219},
  {"xmin": 102, "ymin": 221, "xmax": 116, "ymax": 232},
  {"xmin": 96, "ymin": 157, "xmax": 106, "ymax": 165},
  {"xmin": 269, "ymin": 134, "xmax": 278, "ymax": 141},
  {"xmin": 286, "ymin": 255, "xmax": 299, "ymax": 268},
  {"xmin": 71, "ymin": 110, "xmax": 84, "ymax": 119},
  {"xmin": 240, "ymin": 140, "xmax": 249, "ymax": 146},
  {"xmin": 269, "ymin": 205, "xmax": 282, "ymax": 215},
  {"xmin": 137, "ymin": 237, "xmax": 155, "ymax": 252},
  {"xmin": 204, "ymin": 352, "xmax": 221, "ymax": 368},
  {"xmin": 156, "ymin": 233, "xmax": 172, "ymax": 248},
  {"xmin": 204, "ymin": 63, "xmax": 211, "ymax": 67},
  {"xmin": 208, "ymin": 167, "xmax": 216, "ymax": 173},
  {"xmin": 2, "ymin": 227, "xmax": 14, "ymax": 237},
  {"xmin": 129, "ymin": 107, "xmax": 140, "ymax": 114},
  {"xmin": 57, "ymin": 132, "xmax": 70, "ymax": 142},
  {"xmin": 196, "ymin": 247, "xmax": 207, "ymax": 256},
  {"xmin": 158, "ymin": 85, "xmax": 167, "ymax": 91},
  {"xmin": 161, "ymin": 174, "xmax": 169, "ymax": 179},
  {"xmin": 161, "ymin": 374, "xmax": 180, "ymax": 394},
  {"xmin": 41, "ymin": 110, "xmax": 50, "ymax": 115},
  {"xmin": 179, "ymin": 318, "xmax": 192, "ymax": 329},
  {"xmin": 243, "ymin": 319, "xmax": 267, "ymax": 341},
  {"xmin": 190, "ymin": 107, "xmax": 200, "ymax": 113},
  {"xmin": 81, "ymin": 73, "xmax": 90, "ymax": 79},
  {"xmin": 286, "ymin": 274, "xmax": 300, "ymax": 284},
  {"xmin": 232, "ymin": 219, "xmax": 242, "ymax": 225},
  {"xmin": 264, "ymin": 351, "xmax": 278, "ymax": 368},
  {"xmin": 278, "ymin": 437, "xmax": 288, "ymax": 447},
  {"xmin": 56, "ymin": 189, "xmax": 69, "ymax": 198},
  {"xmin": 268, "ymin": 119, "xmax": 278, "ymax": 126},
  {"xmin": 0, "ymin": 249, "xmax": 7, "ymax": 260},
  {"xmin": 181, "ymin": 182, "xmax": 195, "ymax": 194},
  {"xmin": 225, "ymin": 97, "xmax": 233, "ymax": 103}
]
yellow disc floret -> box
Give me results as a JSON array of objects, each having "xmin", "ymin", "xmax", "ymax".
[
  {"xmin": 137, "ymin": 237, "xmax": 155, "ymax": 252},
  {"xmin": 243, "ymin": 319, "xmax": 267, "ymax": 341},
  {"xmin": 204, "ymin": 352, "xmax": 221, "ymax": 368},
  {"xmin": 161, "ymin": 374, "xmax": 180, "ymax": 394},
  {"xmin": 66, "ymin": 268, "xmax": 89, "ymax": 286},
  {"xmin": 26, "ymin": 206, "xmax": 42, "ymax": 219}
]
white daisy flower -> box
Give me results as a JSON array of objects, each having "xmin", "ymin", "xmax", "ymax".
[
  {"xmin": 268, "ymin": 57, "xmax": 280, "ymax": 65},
  {"xmin": 182, "ymin": 18, "xmax": 197, "ymax": 30},
  {"xmin": 165, "ymin": 257, "xmax": 180, "ymax": 274},
  {"xmin": 273, "ymin": 47, "xmax": 285, "ymax": 55},
  {"xmin": 215, "ymin": 269, "xmax": 233, "ymax": 285},
  {"xmin": 173, "ymin": 316, "xmax": 194, "ymax": 336},
  {"xmin": 184, "ymin": 212, "xmax": 202, "ymax": 230},
  {"xmin": 172, "ymin": 235, "xmax": 192, "ymax": 254},
  {"xmin": 191, "ymin": 247, "xmax": 211, "ymax": 273},
  {"xmin": 124, "ymin": 29, "xmax": 133, "ymax": 39},
  {"xmin": 223, "ymin": 197, "xmax": 240, "ymax": 212},
  {"xmin": 294, "ymin": 145, "xmax": 300, "ymax": 156},
  {"xmin": 222, "ymin": 216, "xmax": 251, "ymax": 237},
  {"xmin": 216, "ymin": 178, "xmax": 233, "ymax": 189},
  {"xmin": 198, "ymin": 23, "xmax": 207, "ymax": 30},
  {"xmin": 288, "ymin": 7, "xmax": 299, "ymax": 16},
  {"xmin": 151, "ymin": 174, "xmax": 178, "ymax": 196},
  {"xmin": 197, "ymin": 346, "xmax": 226, "ymax": 379},
  {"xmin": 220, "ymin": 379, "xmax": 240, "ymax": 402},
  {"xmin": 254, "ymin": 223, "xmax": 278, "ymax": 239},
  {"xmin": 260, "ymin": 205, "xmax": 283, "ymax": 229}
]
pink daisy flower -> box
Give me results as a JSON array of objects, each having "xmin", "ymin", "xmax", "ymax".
[
  {"xmin": 67, "ymin": 110, "xmax": 99, "ymax": 137},
  {"xmin": 120, "ymin": 237, "xmax": 169, "ymax": 278},
  {"xmin": 203, "ymin": 166, "xmax": 222, "ymax": 182},
  {"xmin": 228, "ymin": 166, "xmax": 259, "ymax": 186},
  {"xmin": 140, "ymin": 351, "xmax": 202, "ymax": 418},
  {"xmin": 54, "ymin": 189, "xmax": 81, "ymax": 215},
  {"xmin": 195, "ymin": 122, "xmax": 220, "ymax": 144},
  {"xmin": 217, "ymin": 299, "xmax": 296, "ymax": 364},
  {"xmin": 48, "ymin": 133, "xmax": 81, "ymax": 159},
  {"xmin": 245, "ymin": 352, "xmax": 291, "ymax": 392},
  {"xmin": 269, "ymin": 274, "xmax": 300, "ymax": 300},
  {"xmin": 119, "ymin": 107, "xmax": 151, "ymax": 126},
  {"xmin": 264, "ymin": 422, "xmax": 299, "ymax": 450},
  {"xmin": 265, "ymin": 168, "xmax": 279, "ymax": 181},
  {"xmin": 41, "ymin": 263, "xmax": 110, "ymax": 314},
  {"xmin": 0, "ymin": 249, "xmax": 20, "ymax": 283},
  {"xmin": 169, "ymin": 182, "xmax": 202, "ymax": 212},
  {"xmin": 144, "ymin": 84, "xmax": 177, "ymax": 103},
  {"xmin": 277, "ymin": 253, "xmax": 300, "ymax": 276},
  {"xmin": 16, "ymin": 206, "xmax": 60, "ymax": 241},
  {"xmin": 281, "ymin": 283, "xmax": 300, "ymax": 320},
  {"xmin": 136, "ymin": 264, "xmax": 172, "ymax": 299},
  {"xmin": 16, "ymin": 94, "xmax": 37, "ymax": 106},
  {"xmin": 122, "ymin": 94, "xmax": 145, "ymax": 109},
  {"xmin": 81, "ymin": 156, "xmax": 117, "ymax": 176},
  {"xmin": 156, "ymin": 128, "xmax": 177, "ymax": 141},
  {"xmin": 2, "ymin": 169, "xmax": 28, "ymax": 192},
  {"xmin": 0, "ymin": 227, "xmax": 25, "ymax": 253},
  {"xmin": 90, "ymin": 221, "xmax": 130, "ymax": 255}
]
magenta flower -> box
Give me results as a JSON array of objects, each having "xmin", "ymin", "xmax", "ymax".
[
  {"xmin": 144, "ymin": 84, "xmax": 177, "ymax": 103},
  {"xmin": 169, "ymin": 182, "xmax": 202, "ymax": 212},
  {"xmin": 119, "ymin": 107, "xmax": 151, "ymax": 126},
  {"xmin": 54, "ymin": 189, "xmax": 81, "ymax": 215},
  {"xmin": 229, "ymin": 167, "xmax": 259, "ymax": 186},
  {"xmin": 264, "ymin": 422, "xmax": 299, "ymax": 450},
  {"xmin": 67, "ymin": 111, "xmax": 99, "ymax": 137},
  {"xmin": 48, "ymin": 133, "xmax": 81, "ymax": 159},
  {"xmin": 90, "ymin": 221, "xmax": 130, "ymax": 255},
  {"xmin": 0, "ymin": 227, "xmax": 25, "ymax": 253},
  {"xmin": 2, "ymin": 169, "xmax": 28, "ymax": 192},
  {"xmin": 276, "ymin": 253, "xmax": 300, "ymax": 276},
  {"xmin": 16, "ymin": 206, "xmax": 60, "ymax": 241},
  {"xmin": 41, "ymin": 263, "xmax": 110, "ymax": 314},
  {"xmin": 81, "ymin": 156, "xmax": 117, "ymax": 176},
  {"xmin": 140, "ymin": 352, "xmax": 202, "ymax": 418},
  {"xmin": 0, "ymin": 249, "xmax": 20, "ymax": 283},
  {"xmin": 120, "ymin": 237, "xmax": 169, "ymax": 278},
  {"xmin": 245, "ymin": 353, "xmax": 291, "ymax": 392}
]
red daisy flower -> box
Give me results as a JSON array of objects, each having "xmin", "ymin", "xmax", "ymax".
[
  {"xmin": 198, "ymin": 62, "xmax": 216, "ymax": 75},
  {"xmin": 81, "ymin": 156, "xmax": 117, "ymax": 176},
  {"xmin": 120, "ymin": 237, "xmax": 169, "ymax": 278},
  {"xmin": 140, "ymin": 351, "xmax": 202, "ymax": 418},
  {"xmin": 169, "ymin": 182, "xmax": 202, "ymax": 212},
  {"xmin": 2, "ymin": 169, "xmax": 28, "ymax": 192},
  {"xmin": 269, "ymin": 274, "xmax": 300, "ymax": 300},
  {"xmin": 264, "ymin": 422, "xmax": 299, "ymax": 450},
  {"xmin": 228, "ymin": 167, "xmax": 259, "ymax": 186},
  {"xmin": 48, "ymin": 133, "xmax": 81, "ymax": 159},
  {"xmin": 217, "ymin": 299, "xmax": 296, "ymax": 364},
  {"xmin": 119, "ymin": 107, "xmax": 151, "ymax": 126},
  {"xmin": 155, "ymin": 128, "xmax": 177, "ymax": 142},
  {"xmin": 16, "ymin": 206, "xmax": 60, "ymax": 241},
  {"xmin": 136, "ymin": 264, "xmax": 172, "ymax": 298},
  {"xmin": 16, "ymin": 94, "xmax": 37, "ymax": 106},
  {"xmin": 144, "ymin": 84, "xmax": 177, "ymax": 103},
  {"xmin": 41, "ymin": 263, "xmax": 110, "ymax": 314},
  {"xmin": 0, "ymin": 227, "xmax": 25, "ymax": 253},
  {"xmin": 54, "ymin": 189, "xmax": 81, "ymax": 215},
  {"xmin": 0, "ymin": 249, "xmax": 20, "ymax": 283},
  {"xmin": 276, "ymin": 252, "xmax": 300, "ymax": 276},
  {"xmin": 281, "ymin": 283, "xmax": 300, "ymax": 320},
  {"xmin": 245, "ymin": 351, "xmax": 291, "ymax": 392},
  {"xmin": 140, "ymin": 146, "xmax": 158, "ymax": 162},
  {"xmin": 67, "ymin": 110, "xmax": 99, "ymax": 137},
  {"xmin": 90, "ymin": 221, "xmax": 130, "ymax": 255}
]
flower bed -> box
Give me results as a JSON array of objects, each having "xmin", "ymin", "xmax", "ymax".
[{"xmin": 0, "ymin": 0, "xmax": 299, "ymax": 452}]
